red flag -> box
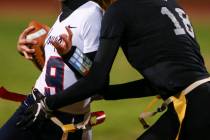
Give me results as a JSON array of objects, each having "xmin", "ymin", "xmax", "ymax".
[
  {"xmin": 90, "ymin": 111, "xmax": 106, "ymax": 126},
  {"xmin": 0, "ymin": 87, "xmax": 26, "ymax": 102}
]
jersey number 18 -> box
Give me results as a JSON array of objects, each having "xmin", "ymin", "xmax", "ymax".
[{"xmin": 161, "ymin": 7, "xmax": 195, "ymax": 38}]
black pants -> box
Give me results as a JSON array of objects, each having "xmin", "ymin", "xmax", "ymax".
[
  {"xmin": 137, "ymin": 82, "xmax": 210, "ymax": 140},
  {"xmin": 0, "ymin": 93, "xmax": 84, "ymax": 140}
]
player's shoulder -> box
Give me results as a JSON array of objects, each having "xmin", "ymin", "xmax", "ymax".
[
  {"xmin": 80, "ymin": 1, "xmax": 103, "ymax": 18},
  {"xmin": 76, "ymin": 1, "xmax": 103, "ymax": 26}
]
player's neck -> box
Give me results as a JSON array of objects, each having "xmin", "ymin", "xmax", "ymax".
[
  {"xmin": 60, "ymin": 0, "xmax": 88, "ymax": 22},
  {"xmin": 61, "ymin": 0, "xmax": 88, "ymax": 11}
]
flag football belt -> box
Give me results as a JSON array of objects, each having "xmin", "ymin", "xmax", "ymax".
[
  {"xmin": 31, "ymin": 89, "xmax": 106, "ymax": 140},
  {"xmin": 51, "ymin": 111, "xmax": 106, "ymax": 140},
  {"xmin": 139, "ymin": 77, "xmax": 210, "ymax": 140}
]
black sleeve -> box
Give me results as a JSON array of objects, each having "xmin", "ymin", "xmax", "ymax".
[
  {"xmin": 45, "ymin": 4, "xmax": 125, "ymax": 110},
  {"xmin": 102, "ymin": 79, "xmax": 158, "ymax": 100},
  {"xmin": 85, "ymin": 51, "xmax": 97, "ymax": 61}
]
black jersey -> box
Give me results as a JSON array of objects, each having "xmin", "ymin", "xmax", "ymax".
[
  {"xmin": 46, "ymin": 0, "xmax": 209, "ymax": 109},
  {"xmin": 100, "ymin": 0, "xmax": 209, "ymax": 94}
]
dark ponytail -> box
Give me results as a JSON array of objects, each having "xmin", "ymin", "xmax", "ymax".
[{"xmin": 92, "ymin": 0, "xmax": 113, "ymax": 10}]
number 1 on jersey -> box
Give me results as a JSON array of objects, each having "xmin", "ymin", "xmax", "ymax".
[{"xmin": 161, "ymin": 7, "xmax": 195, "ymax": 38}]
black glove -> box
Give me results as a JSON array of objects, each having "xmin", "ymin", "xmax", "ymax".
[{"xmin": 17, "ymin": 98, "xmax": 52, "ymax": 130}]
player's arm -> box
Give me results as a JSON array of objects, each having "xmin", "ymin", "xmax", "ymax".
[
  {"xmin": 101, "ymin": 79, "xmax": 158, "ymax": 100},
  {"xmin": 52, "ymin": 9, "xmax": 102, "ymax": 76},
  {"xmin": 55, "ymin": 31, "xmax": 156, "ymax": 100}
]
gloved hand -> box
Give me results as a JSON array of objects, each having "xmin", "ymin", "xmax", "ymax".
[{"xmin": 16, "ymin": 98, "xmax": 52, "ymax": 130}]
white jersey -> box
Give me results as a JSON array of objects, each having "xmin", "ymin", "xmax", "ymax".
[{"xmin": 34, "ymin": 1, "xmax": 103, "ymax": 114}]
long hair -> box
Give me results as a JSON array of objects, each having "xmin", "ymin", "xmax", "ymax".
[{"xmin": 92, "ymin": 0, "xmax": 114, "ymax": 10}]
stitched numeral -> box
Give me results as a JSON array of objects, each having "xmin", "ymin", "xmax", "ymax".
[
  {"xmin": 161, "ymin": 7, "xmax": 195, "ymax": 38},
  {"xmin": 45, "ymin": 56, "xmax": 64, "ymax": 95}
]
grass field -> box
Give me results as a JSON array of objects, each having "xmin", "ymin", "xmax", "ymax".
[{"xmin": 0, "ymin": 15, "xmax": 210, "ymax": 139}]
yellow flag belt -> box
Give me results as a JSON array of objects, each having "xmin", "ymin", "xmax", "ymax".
[{"xmin": 139, "ymin": 77, "xmax": 210, "ymax": 140}]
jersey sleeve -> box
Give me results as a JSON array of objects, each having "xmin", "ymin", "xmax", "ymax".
[
  {"xmin": 102, "ymin": 79, "xmax": 158, "ymax": 100},
  {"xmin": 80, "ymin": 9, "xmax": 102, "ymax": 53}
]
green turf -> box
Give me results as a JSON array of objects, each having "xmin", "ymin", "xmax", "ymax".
[{"xmin": 0, "ymin": 16, "xmax": 210, "ymax": 139}]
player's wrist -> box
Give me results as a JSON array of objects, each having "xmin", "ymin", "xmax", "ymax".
[{"xmin": 61, "ymin": 45, "xmax": 76, "ymax": 60}]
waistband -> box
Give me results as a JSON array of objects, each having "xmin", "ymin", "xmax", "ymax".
[{"xmin": 139, "ymin": 76, "xmax": 210, "ymax": 129}]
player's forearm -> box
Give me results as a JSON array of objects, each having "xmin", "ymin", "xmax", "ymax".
[{"xmin": 102, "ymin": 79, "xmax": 158, "ymax": 100}]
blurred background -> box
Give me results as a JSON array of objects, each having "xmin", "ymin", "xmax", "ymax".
[{"xmin": 0, "ymin": 0, "xmax": 209, "ymax": 139}]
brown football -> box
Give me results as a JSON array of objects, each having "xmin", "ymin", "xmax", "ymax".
[{"xmin": 26, "ymin": 20, "xmax": 50, "ymax": 71}]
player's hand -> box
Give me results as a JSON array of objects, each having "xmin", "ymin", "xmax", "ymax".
[
  {"xmin": 16, "ymin": 98, "xmax": 52, "ymax": 130},
  {"xmin": 51, "ymin": 26, "xmax": 73, "ymax": 55},
  {"xmin": 17, "ymin": 26, "xmax": 37, "ymax": 60}
]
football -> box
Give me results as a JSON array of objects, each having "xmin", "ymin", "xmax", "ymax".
[{"xmin": 26, "ymin": 20, "xmax": 50, "ymax": 71}]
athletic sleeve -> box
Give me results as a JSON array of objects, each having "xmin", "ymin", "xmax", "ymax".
[
  {"xmin": 46, "ymin": 4, "xmax": 125, "ymax": 110},
  {"xmin": 102, "ymin": 79, "xmax": 158, "ymax": 100}
]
